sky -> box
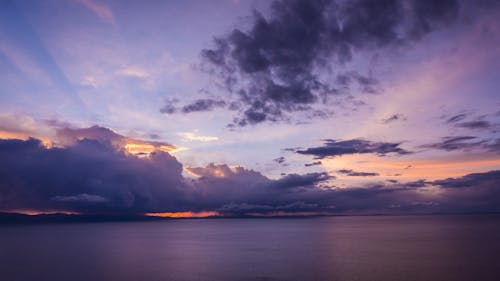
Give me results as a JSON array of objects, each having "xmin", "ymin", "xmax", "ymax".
[{"xmin": 0, "ymin": 0, "xmax": 499, "ymax": 217}]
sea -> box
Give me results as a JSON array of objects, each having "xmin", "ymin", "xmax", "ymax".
[{"xmin": 1, "ymin": 215, "xmax": 499, "ymax": 281}]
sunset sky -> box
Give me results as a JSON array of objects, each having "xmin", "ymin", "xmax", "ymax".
[{"xmin": 1, "ymin": 0, "xmax": 499, "ymax": 217}]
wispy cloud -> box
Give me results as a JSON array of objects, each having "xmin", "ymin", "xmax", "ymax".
[
  {"xmin": 77, "ymin": 0, "xmax": 116, "ymax": 26},
  {"xmin": 178, "ymin": 132, "xmax": 218, "ymax": 142},
  {"xmin": 116, "ymin": 67, "xmax": 149, "ymax": 78}
]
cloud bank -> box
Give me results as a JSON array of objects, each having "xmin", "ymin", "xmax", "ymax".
[{"xmin": 1, "ymin": 126, "xmax": 499, "ymax": 216}]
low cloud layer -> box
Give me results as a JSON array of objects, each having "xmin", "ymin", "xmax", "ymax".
[{"xmin": 1, "ymin": 126, "xmax": 499, "ymax": 216}]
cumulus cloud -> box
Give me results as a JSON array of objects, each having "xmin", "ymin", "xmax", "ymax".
[
  {"xmin": 197, "ymin": 0, "xmax": 460, "ymax": 125},
  {"xmin": 56, "ymin": 125, "xmax": 177, "ymax": 155},
  {"xmin": 0, "ymin": 137, "xmax": 187, "ymax": 214},
  {"xmin": 293, "ymin": 139, "xmax": 411, "ymax": 159}
]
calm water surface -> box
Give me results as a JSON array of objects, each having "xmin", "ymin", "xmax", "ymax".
[{"xmin": 1, "ymin": 215, "xmax": 500, "ymax": 281}]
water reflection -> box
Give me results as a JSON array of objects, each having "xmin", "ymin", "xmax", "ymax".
[{"xmin": 1, "ymin": 215, "xmax": 499, "ymax": 281}]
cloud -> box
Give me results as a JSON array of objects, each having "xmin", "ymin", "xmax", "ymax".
[
  {"xmin": 56, "ymin": 125, "xmax": 178, "ymax": 155},
  {"xmin": 178, "ymin": 132, "xmax": 218, "ymax": 142},
  {"xmin": 0, "ymin": 135, "xmax": 499, "ymax": 215},
  {"xmin": 116, "ymin": 67, "xmax": 149, "ymax": 78},
  {"xmin": 382, "ymin": 114, "xmax": 406, "ymax": 124},
  {"xmin": 420, "ymin": 136, "xmax": 500, "ymax": 153},
  {"xmin": 199, "ymin": 0, "xmax": 460, "ymax": 125},
  {"xmin": 1, "ymin": 125, "xmax": 500, "ymax": 216},
  {"xmin": 271, "ymin": 172, "xmax": 331, "ymax": 189},
  {"xmin": 273, "ymin": 156, "xmax": 286, "ymax": 165},
  {"xmin": 161, "ymin": 98, "xmax": 226, "ymax": 114},
  {"xmin": 432, "ymin": 170, "xmax": 500, "ymax": 189},
  {"xmin": 0, "ymin": 137, "xmax": 187, "ymax": 214},
  {"xmin": 293, "ymin": 139, "xmax": 411, "ymax": 159},
  {"xmin": 304, "ymin": 161, "xmax": 322, "ymax": 167},
  {"xmin": 181, "ymin": 99, "xmax": 226, "ymax": 113},
  {"xmin": 337, "ymin": 169, "xmax": 379, "ymax": 177},
  {"xmin": 428, "ymin": 171, "xmax": 500, "ymax": 212},
  {"xmin": 455, "ymin": 120, "xmax": 492, "ymax": 130},
  {"xmin": 421, "ymin": 136, "xmax": 484, "ymax": 151},
  {"xmin": 444, "ymin": 112, "xmax": 497, "ymax": 130},
  {"xmin": 159, "ymin": 99, "xmax": 178, "ymax": 114},
  {"xmin": 77, "ymin": 0, "xmax": 116, "ymax": 26},
  {"xmin": 52, "ymin": 193, "xmax": 108, "ymax": 204},
  {"xmin": 446, "ymin": 113, "xmax": 467, "ymax": 123}
]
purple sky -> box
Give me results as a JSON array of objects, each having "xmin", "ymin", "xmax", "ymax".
[{"xmin": 1, "ymin": 0, "xmax": 499, "ymax": 217}]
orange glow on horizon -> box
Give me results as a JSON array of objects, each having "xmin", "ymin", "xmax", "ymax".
[
  {"xmin": 146, "ymin": 211, "xmax": 219, "ymax": 218},
  {"xmin": 6, "ymin": 210, "xmax": 80, "ymax": 216}
]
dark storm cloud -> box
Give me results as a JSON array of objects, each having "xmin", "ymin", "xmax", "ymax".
[
  {"xmin": 0, "ymin": 137, "xmax": 188, "ymax": 215},
  {"xmin": 198, "ymin": 0, "xmax": 460, "ymax": 125},
  {"xmin": 294, "ymin": 139, "xmax": 411, "ymax": 159},
  {"xmin": 338, "ymin": 169, "xmax": 379, "ymax": 177}
]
